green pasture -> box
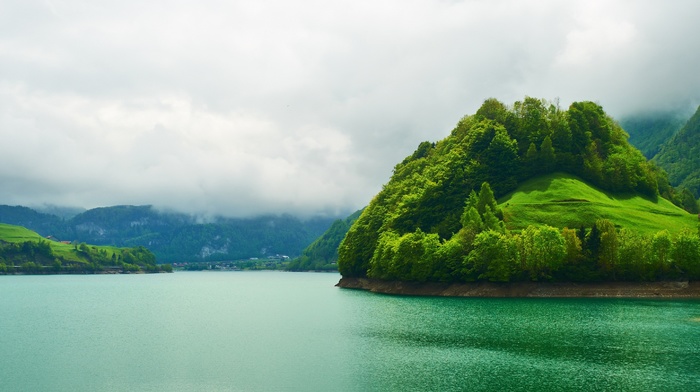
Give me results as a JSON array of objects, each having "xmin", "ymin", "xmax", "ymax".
[
  {"xmin": 500, "ymin": 173, "xmax": 699, "ymax": 234},
  {"xmin": 0, "ymin": 223, "xmax": 121, "ymax": 264}
]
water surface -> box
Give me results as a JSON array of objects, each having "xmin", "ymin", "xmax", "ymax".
[{"xmin": 1, "ymin": 272, "xmax": 699, "ymax": 391}]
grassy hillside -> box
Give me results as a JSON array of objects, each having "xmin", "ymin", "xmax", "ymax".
[
  {"xmin": 0, "ymin": 223, "xmax": 168, "ymax": 273},
  {"xmin": 653, "ymin": 105, "xmax": 700, "ymax": 198},
  {"xmin": 0, "ymin": 223, "xmax": 46, "ymax": 242},
  {"xmin": 500, "ymin": 173, "xmax": 698, "ymax": 234},
  {"xmin": 0, "ymin": 223, "xmax": 113, "ymax": 263}
]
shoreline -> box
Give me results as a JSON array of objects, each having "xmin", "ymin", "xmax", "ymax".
[{"xmin": 336, "ymin": 277, "xmax": 700, "ymax": 298}]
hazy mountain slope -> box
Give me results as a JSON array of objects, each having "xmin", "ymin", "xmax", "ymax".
[
  {"xmin": 653, "ymin": 106, "xmax": 700, "ymax": 198},
  {"xmin": 619, "ymin": 111, "xmax": 687, "ymax": 158},
  {"xmin": 0, "ymin": 204, "xmax": 336, "ymax": 263},
  {"xmin": 286, "ymin": 209, "xmax": 363, "ymax": 271}
]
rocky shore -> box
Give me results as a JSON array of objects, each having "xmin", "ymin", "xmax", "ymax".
[{"xmin": 336, "ymin": 277, "xmax": 700, "ymax": 298}]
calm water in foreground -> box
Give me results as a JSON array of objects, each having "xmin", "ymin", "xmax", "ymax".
[{"xmin": 1, "ymin": 272, "xmax": 700, "ymax": 391}]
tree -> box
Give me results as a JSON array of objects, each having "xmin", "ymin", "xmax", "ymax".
[
  {"xmin": 477, "ymin": 182, "xmax": 499, "ymax": 219},
  {"xmin": 434, "ymin": 235, "xmax": 467, "ymax": 282},
  {"xmin": 461, "ymin": 206, "xmax": 483, "ymax": 233},
  {"xmin": 617, "ymin": 229, "xmax": 652, "ymax": 281},
  {"xmin": 597, "ymin": 219, "xmax": 618, "ymax": 279},
  {"xmin": 678, "ymin": 188, "xmax": 699, "ymax": 214},
  {"xmin": 562, "ymin": 227, "xmax": 582, "ymax": 265},
  {"xmin": 550, "ymin": 107, "xmax": 572, "ymax": 154},
  {"xmin": 534, "ymin": 225, "xmax": 567, "ymax": 280},
  {"xmin": 584, "ymin": 223, "xmax": 601, "ymax": 263},
  {"xmin": 475, "ymin": 98, "xmax": 509, "ymax": 124},
  {"xmin": 524, "ymin": 142, "xmax": 538, "ymax": 177},
  {"xmin": 482, "ymin": 205, "xmax": 504, "ymax": 233},
  {"xmin": 483, "ymin": 129, "xmax": 519, "ymax": 194},
  {"xmin": 538, "ymin": 135, "xmax": 556, "ymax": 174},
  {"xmin": 671, "ymin": 229, "xmax": 700, "ymax": 279},
  {"xmin": 365, "ymin": 229, "xmax": 397, "ymax": 280},
  {"xmin": 467, "ymin": 231, "xmax": 517, "ymax": 282},
  {"xmin": 651, "ymin": 230, "xmax": 673, "ymax": 279},
  {"xmin": 520, "ymin": 225, "xmax": 566, "ymax": 280}
]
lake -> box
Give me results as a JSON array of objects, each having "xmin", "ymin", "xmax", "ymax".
[{"xmin": 1, "ymin": 271, "xmax": 699, "ymax": 391}]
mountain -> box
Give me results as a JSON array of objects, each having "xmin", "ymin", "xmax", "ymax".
[
  {"xmin": 286, "ymin": 209, "xmax": 363, "ymax": 271},
  {"xmin": 653, "ymin": 105, "xmax": 700, "ymax": 199},
  {"xmin": 32, "ymin": 205, "xmax": 86, "ymax": 220},
  {"xmin": 338, "ymin": 97, "xmax": 700, "ymax": 284},
  {"xmin": 619, "ymin": 111, "xmax": 688, "ymax": 159},
  {"xmin": 0, "ymin": 205, "xmax": 336, "ymax": 263},
  {"xmin": 0, "ymin": 205, "xmax": 68, "ymax": 237}
]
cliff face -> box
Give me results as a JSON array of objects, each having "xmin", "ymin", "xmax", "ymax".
[{"xmin": 336, "ymin": 277, "xmax": 700, "ymax": 298}]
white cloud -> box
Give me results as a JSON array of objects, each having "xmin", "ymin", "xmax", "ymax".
[{"xmin": 1, "ymin": 0, "xmax": 699, "ymax": 217}]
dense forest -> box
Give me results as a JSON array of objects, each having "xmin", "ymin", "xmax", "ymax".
[{"xmin": 338, "ymin": 98, "xmax": 700, "ymax": 283}]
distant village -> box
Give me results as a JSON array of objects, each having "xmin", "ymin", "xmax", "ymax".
[{"xmin": 173, "ymin": 254, "xmax": 291, "ymax": 271}]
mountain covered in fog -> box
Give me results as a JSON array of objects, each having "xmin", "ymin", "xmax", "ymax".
[{"xmin": 0, "ymin": 204, "xmax": 335, "ymax": 263}]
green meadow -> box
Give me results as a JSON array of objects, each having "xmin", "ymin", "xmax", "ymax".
[
  {"xmin": 0, "ymin": 223, "xmax": 168, "ymax": 274},
  {"xmin": 500, "ymin": 173, "xmax": 699, "ymax": 234},
  {"xmin": 0, "ymin": 223, "xmax": 125, "ymax": 264}
]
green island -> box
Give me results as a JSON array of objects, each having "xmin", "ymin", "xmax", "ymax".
[
  {"xmin": 0, "ymin": 223, "xmax": 172, "ymax": 274},
  {"xmin": 337, "ymin": 98, "xmax": 700, "ymax": 297}
]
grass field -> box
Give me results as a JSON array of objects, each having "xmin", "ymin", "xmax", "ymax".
[
  {"xmin": 0, "ymin": 223, "xmax": 121, "ymax": 264},
  {"xmin": 499, "ymin": 173, "xmax": 699, "ymax": 234},
  {"xmin": 0, "ymin": 223, "xmax": 46, "ymax": 242}
]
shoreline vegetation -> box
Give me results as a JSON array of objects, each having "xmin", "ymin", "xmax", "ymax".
[{"xmin": 336, "ymin": 277, "xmax": 700, "ymax": 298}]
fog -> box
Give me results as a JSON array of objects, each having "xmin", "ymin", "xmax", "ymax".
[{"xmin": 1, "ymin": 0, "xmax": 699, "ymax": 217}]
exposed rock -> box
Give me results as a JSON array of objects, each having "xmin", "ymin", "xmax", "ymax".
[{"xmin": 336, "ymin": 277, "xmax": 700, "ymax": 298}]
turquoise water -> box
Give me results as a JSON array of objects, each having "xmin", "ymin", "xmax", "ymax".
[{"xmin": 1, "ymin": 272, "xmax": 699, "ymax": 391}]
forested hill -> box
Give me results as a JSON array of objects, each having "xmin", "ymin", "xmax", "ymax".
[
  {"xmin": 0, "ymin": 205, "xmax": 335, "ymax": 263},
  {"xmin": 653, "ymin": 105, "xmax": 700, "ymax": 199},
  {"xmin": 338, "ymin": 97, "xmax": 700, "ymax": 283}
]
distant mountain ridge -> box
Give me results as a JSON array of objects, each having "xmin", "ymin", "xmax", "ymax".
[{"xmin": 0, "ymin": 205, "xmax": 336, "ymax": 263}]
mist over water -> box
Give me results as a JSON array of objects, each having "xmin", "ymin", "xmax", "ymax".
[{"xmin": 1, "ymin": 272, "xmax": 699, "ymax": 391}]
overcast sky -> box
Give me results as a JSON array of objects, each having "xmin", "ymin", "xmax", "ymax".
[{"xmin": 1, "ymin": 0, "xmax": 699, "ymax": 218}]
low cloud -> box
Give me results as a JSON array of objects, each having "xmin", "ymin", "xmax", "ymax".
[{"xmin": 1, "ymin": 0, "xmax": 699, "ymax": 217}]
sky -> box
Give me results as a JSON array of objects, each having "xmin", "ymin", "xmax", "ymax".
[{"xmin": 1, "ymin": 0, "xmax": 700, "ymax": 218}]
